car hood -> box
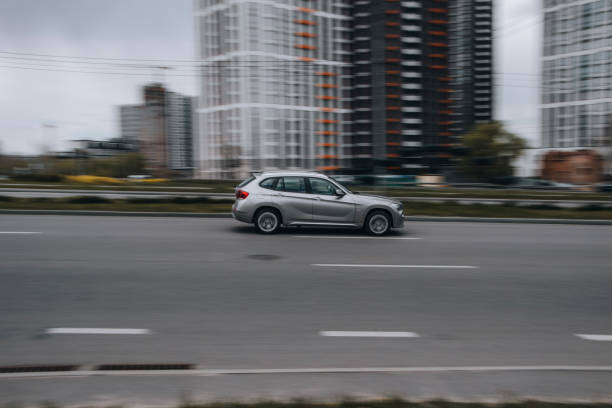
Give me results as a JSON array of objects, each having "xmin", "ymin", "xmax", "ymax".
[{"xmin": 352, "ymin": 193, "xmax": 401, "ymax": 206}]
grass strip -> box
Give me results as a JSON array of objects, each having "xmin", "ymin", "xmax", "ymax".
[{"xmin": 1, "ymin": 196, "xmax": 612, "ymax": 220}]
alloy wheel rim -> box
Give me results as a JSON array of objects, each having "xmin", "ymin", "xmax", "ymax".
[
  {"xmin": 258, "ymin": 212, "xmax": 278, "ymax": 232},
  {"xmin": 369, "ymin": 214, "xmax": 388, "ymax": 234}
]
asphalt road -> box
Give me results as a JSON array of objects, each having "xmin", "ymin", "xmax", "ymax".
[{"xmin": 1, "ymin": 215, "xmax": 611, "ymax": 404}]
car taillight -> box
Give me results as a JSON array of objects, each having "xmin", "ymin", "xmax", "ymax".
[{"xmin": 236, "ymin": 189, "xmax": 249, "ymax": 199}]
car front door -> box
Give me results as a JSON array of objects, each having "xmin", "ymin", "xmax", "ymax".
[
  {"xmin": 275, "ymin": 176, "xmax": 313, "ymax": 224},
  {"xmin": 308, "ymin": 177, "xmax": 355, "ymax": 224}
]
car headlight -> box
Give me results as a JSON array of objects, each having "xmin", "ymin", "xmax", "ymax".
[{"xmin": 394, "ymin": 203, "xmax": 403, "ymax": 213}]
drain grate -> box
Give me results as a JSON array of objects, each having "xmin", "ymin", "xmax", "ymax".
[
  {"xmin": 95, "ymin": 363, "xmax": 194, "ymax": 371},
  {"xmin": 0, "ymin": 365, "xmax": 79, "ymax": 373}
]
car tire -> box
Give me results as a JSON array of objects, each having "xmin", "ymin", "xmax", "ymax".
[
  {"xmin": 364, "ymin": 210, "xmax": 391, "ymax": 236},
  {"xmin": 254, "ymin": 209, "xmax": 282, "ymax": 234}
]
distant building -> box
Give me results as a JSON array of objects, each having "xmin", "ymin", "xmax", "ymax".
[
  {"xmin": 70, "ymin": 139, "xmax": 137, "ymax": 158},
  {"xmin": 541, "ymin": 149, "xmax": 604, "ymax": 184},
  {"xmin": 119, "ymin": 83, "xmax": 194, "ymax": 176},
  {"xmin": 541, "ymin": 0, "xmax": 611, "ymax": 149},
  {"xmin": 449, "ymin": 0, "xmax": 494, "ymax": 136}
]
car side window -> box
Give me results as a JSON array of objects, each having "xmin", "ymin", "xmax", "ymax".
[
  {"xmin": 278, "ymin": 177, "xmax": 306, "ymax": 193},
  {"xmin": 309, "ymin": 178, "xmax": 337, "ymax": 195},
  {"xmin": 259, "ymin": 177, "xmax": 278, "ymax": 190}
]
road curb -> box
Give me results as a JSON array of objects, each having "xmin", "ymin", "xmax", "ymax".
[
  {"xmin": 1, "ymin": 209, "xmax": 611, "ymax": 225},
  {"xmin": 0, "ymin": 209, "xmax": 233, "ymax": 218}
]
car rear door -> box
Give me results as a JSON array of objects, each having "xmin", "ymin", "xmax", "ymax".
[
  {"xmin": 275, "ymin": 176, "xmax": 313, "ymax": 224},
  {"xmin": 308, "ymin": 177, "xmax": 356, "ymax": 224}
]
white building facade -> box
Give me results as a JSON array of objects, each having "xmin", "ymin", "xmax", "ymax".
[
  {"xmin": 194, "ymin": 0, "xmax": 352, "ymax": 179},
  {"xmin": 541, "ymin": 0, "xmax": 611, "ymax": 149}
]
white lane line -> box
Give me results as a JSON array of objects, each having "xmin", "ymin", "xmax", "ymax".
[
  {"xmin": 45, "ymin": 328, "xmax": 151, "ymax": 335},
  {"xmin": 320, "ymin": 331, "xmax": 419, "ymax": 338},
  {"xmin": 312, "ymin": 264, "xmax": 478, "ymax": 269},
  {"xmin": 4, "ymin": 365, "xmax": 612, "ymax": 379},
  {"xmin": 293, "ymin": 236, "xmax": 422, "ymax": 240},
  {"xmin": 575, "ymin": 334, "xmax": 612, "ymax": 341},
  {"xmin": 0, "ymin": 231, "xmax": 42, "ymax": 234}
]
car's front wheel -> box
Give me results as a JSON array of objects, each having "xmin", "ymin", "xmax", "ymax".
[
  {"xmin": 365, "ymin": 210, "xmax": 391, "ymax": 236},
  {"xmin": 254, "ymin": 209, "xmax": 281, "ymax": 234}
]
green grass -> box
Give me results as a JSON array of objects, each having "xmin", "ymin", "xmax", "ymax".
[{"xmin": 1, "ymin": 196, "xmax": 611, "ymax": 220}]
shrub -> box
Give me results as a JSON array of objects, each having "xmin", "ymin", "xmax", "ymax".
[
  {"xmin": 67, "ymin": 196, "xmax": 111, "ymax": 204},
  {"xmin": 11, "ymin": 174, "xmax": 63, "ymax": 182}
]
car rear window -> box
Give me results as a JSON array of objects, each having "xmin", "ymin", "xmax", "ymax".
[
  {"xmin": 259, "ymin": 177, "xmax": 278, "ymax": 190},
  {"xmin": 237, "ymin": 176, "xmax": 255, "ymax": 188}
]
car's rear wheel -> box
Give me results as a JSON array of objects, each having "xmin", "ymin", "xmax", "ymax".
[
  {"xmin": 365, "ymin": 210, "xmax": 391, "ymax": 236},
  {"xmin": 254, "ymin": 209, "xmax": 281, "ymax": 234}
]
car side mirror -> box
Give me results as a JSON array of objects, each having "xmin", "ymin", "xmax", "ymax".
[{"xmin": 335, "ymin": 189, "xmax": 345, "ymax": 197}]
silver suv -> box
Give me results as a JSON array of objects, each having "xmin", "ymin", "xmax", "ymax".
[{"xmin": 232, "ymin": 171, "xmax": 404, "ymax": 235}]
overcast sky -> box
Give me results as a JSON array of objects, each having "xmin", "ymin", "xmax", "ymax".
[{"xmin": 0, "ymin": 0, "xmax": 541, "ymax": 155}]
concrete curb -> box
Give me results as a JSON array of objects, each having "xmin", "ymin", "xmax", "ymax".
[
  {"xmin": 1, "ymin": 209, "xmax": 611, "ymax": 225},
  {"xmin": 0, "ymin": 209, "xmax": 233, "ymax": 218}
]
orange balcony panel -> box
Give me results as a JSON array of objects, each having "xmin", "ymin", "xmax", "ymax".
[
  {"xmin": 316, "ymin": 131, "xmax": 338, "ymax": 135},
  {"xmin": 295, "ymin": 44, "xmax": 317, "ymax": 50},
  {"xmin": 316, "ymin": 95, "xmax": 337, "ymax": 100},
  {"xmin": 438, "ymin": 88, "xmax": 453, "ymax": 93},
  {"xmin": 439, "ymin": 76, "xmax": 452, "ymax": 81},
  {"xmin": 298, "ymin": 57, "xmax": 316, "ymax": 62},
  {"xmin": 385, "ymin": 82, "xmax": 401, "ymax": 87},
  {"xmin": 386, "ymin": 118, "xmax": 401, "ymax": 122},
  {"xmin": 428, "ymin": 53, "xmax": 446, "ymax": 58},
  {"xmin": 316, "ymin": 71, "xmax": 337, "ymax": 76},
  {"xmin": 386, "ymin": 154, "xmax": 400, "ymax": 158},
  {"xmin": 385, "ymin": 9, "xmax": 401, "ymax": 14},
  {"xmin": 428, "ymin": 8, "xmax": 448, "ymax": 13},
  {"xmin": 318, "ymin": 154, "xmax": 338, "ymax": 159},
  {"xmin": 387, "ymin": 166, "xmax": 402, "ymax": 170},
  {"xmin": 386, "ymin": 58, "xmax": 401, "ymax": 63},
  {"xmin": 385, "ymin": 46, "xmax": 401, "ymax": 51},
  {"xmin": 316, "ymin": 119, "xmax": 338, "ymax": 124},
  {"xmin": 385, "ymin": 21, "xmax": 401, "ymax": 26},
  {"xmin": 295, "ymin": 32, "xmax": 317, "ymax": 38},
  {"xmin": 439, "ymin": 132, "xmax": 453, "ymax": 136},
  {"xmin": 385, "ymin": 34, "xmax": 401, "ymax": 39},
  {"xmin": 429, "ymin": 19, "xmax": 448, "ymax": 24},
  {"xmin": 439, "ymin": 121, "xmax": 454, "ymax": 125},
  {"xmin": 440, "ymin": 110, "xmax": 453, "ymax": 114},
  {"xmin": 386, "ymin": 94, "xmax": 400, "ymax": 99},
  {"xmin": 385, "ymin": 70, "xmax": 401, "ymax": 75},
  {"xmin": 320, "ymin": 107, "xmax": 336, "ymax": 112},
  {"xmin": 317, "ymin": 166, "xmax": 340, "ymax": 171},
  {"xmin": 386, "ymin": 106, "xmax": 401, "ymax": 110},
  {"xmin": 438, "ymin": 153, "xmax": 453, "ymax": 158},
  {"xmin": 386, "ymin": 130, "xmax": 401, "ymax": 134},
  {"xmin": 315, "ymin": 83, "xmax": 337, "ymax": 89},
  {"xmin": 297, "ymin": 7, "xmax": 316, "ymax": 12},
  {"xmin": 294, "ymin": 19, "xmax": 317, "ymax": 25},
  {"xmin": 429, "ymin": 65, "xmax": 448, "ymax": 69},
  {"xmin": 438, "ymin": 99, "xmax": 452, "ymax": 103},
  {"xmin": 428, "ymin": 30, "xmax": 448, "ymax": 36},
  {"xmin": 386, "ymin": 142, "xmax": 401, "ymax": 146},
  {"xmin": 428, "ymin": 42, "xmax": 448, "ymax": 47},
  {"xmin": 317, "ymin": 143, "xmax": 338, "ymax": 147}
]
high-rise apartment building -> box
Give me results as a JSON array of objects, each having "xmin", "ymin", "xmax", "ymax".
[
  {"xmin": 119, "ymin": 83, "xmax": 194, "ymax": 176},
  {"xmin": 350, "ymin": 0, "xmax": 493, "ymax": 176},
  {"xmin": 449, "ymin": 0, "xmax": 493, "ymax": 136},
  {"xmin": 194, "ymin": 0, "xmax": 352, "ymax": 179},
  {"xmin": 541, "ymin": 0, "xmax": 611, "ymax": 149}
]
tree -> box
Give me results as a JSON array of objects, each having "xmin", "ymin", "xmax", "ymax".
[{"xmin": 458, "ymin": 122, "xmax": 526, "ymax": 183}]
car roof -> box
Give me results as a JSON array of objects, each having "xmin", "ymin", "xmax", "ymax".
[{"xmin": 255, "ymin": 171, "xmax": 329, "ymax": 178}]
